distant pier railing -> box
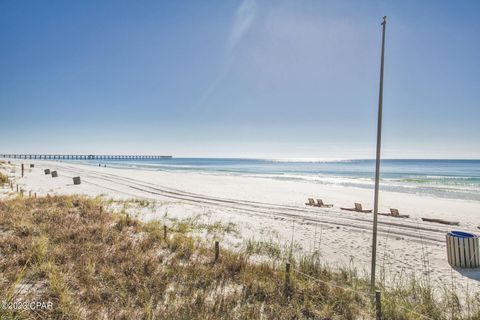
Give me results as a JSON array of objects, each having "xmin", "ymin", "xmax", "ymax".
[{"xmin": 1, "ymin": 154, "xmax": 173, "ymax": 160}]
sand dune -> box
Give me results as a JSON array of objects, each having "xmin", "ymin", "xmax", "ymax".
[{"xmin": 2, "ymin": 159, "xmax": 480, "ymax": 296}]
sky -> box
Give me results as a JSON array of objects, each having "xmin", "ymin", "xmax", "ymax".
[{"xmin": 1, "ymin": 0, "xmax": 479, "ymax": 159}]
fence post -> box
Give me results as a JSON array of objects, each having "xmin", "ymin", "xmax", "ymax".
[
  {"xmin": 34, "ymin": 192, "xmax": 37, "ymax": 198},
  {"xmin": 163, "ymin": 225, "xmax": 168, "ymax": 241},
  {"xmin": 21, "ymin": 164, "xmax": 24, "ymax": 177},
  {"xmin": 214, "ymin": 241, "xmax": 220, "ymax": 262},
  {"xmin": 375, "ymin": 290, "xmax": 382, "ymax": 320},
  {"xmin": 285, "ymin": 262, "xmax": 291, "ymax": 296},
  {"xmin": 29, "ymin": 190, "xmax": 31, "ymax": 197}
]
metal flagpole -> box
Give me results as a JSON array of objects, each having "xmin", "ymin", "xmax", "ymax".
[{"xmin": 371, "ymin": 16, "xmax": 387, "ymax": 292}]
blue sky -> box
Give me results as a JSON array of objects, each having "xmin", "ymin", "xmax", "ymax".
[{"xmin": 1, "ymin": 0, "xmax": 479, "ymax": 159}]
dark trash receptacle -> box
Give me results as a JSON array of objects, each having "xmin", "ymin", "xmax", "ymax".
[
  {"xmin": 30, "ymin": 164, "xmax": 34, "ymax": 168},
  {"xmin": 446, "ymin": 231, "xmax": 479, "ymax": 268},
  {"xmin": 44, "ymin": 169, "xmax": 50, "ymax": 175},
  {"xmin": 51, "ymin": 171, "xmax": 58, "ymax": 178},
  {"xmin": 73, "ymin": 177, "xmax": 81, "ymax": 185}
]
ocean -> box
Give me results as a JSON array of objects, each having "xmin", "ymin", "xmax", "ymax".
[{"xmin": 75, "ymin": 158, "xmax": 480, "ymax": 201}]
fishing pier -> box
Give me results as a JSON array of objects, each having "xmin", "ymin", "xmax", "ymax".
[{"xmin": 1, "ymin": 154, "xmax": 172, "ymax": 160}]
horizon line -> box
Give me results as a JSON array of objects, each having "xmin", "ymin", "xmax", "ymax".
[{"xmin": 2, "ymin": 154, "xmax": 480, "ymax": 161}]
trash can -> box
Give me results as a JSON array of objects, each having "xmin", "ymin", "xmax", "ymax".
[
  {"xmin": 51, "ymin": 171, "xmax": 58, "ymax": 178},
  {"xmin": 73, "ymin": 176, "xmax": 81, "ymax": 185},
  {"xmin": 446, "ymin": 231, "xmax": 479, "ymax": 268},
  {"xmin": 30, "ymin": 164, "xmax": 34, "ymax": 168},
  {"xmin": 44, "ymin": 169, "xmax": 50, "ymax": 175}
]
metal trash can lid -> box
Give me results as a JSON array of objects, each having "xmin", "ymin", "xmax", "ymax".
[{"xmin": 447, "ymin": 231, "xmax": 477, "ymax": 238}]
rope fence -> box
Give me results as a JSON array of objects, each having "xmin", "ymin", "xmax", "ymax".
[
  {"xmin": 290, "ymin": 265, "xmax": 435, "ymax": 320},
  {"xmin": 293, "ymin": 268, "xmax": 374, "ymax": 298}
]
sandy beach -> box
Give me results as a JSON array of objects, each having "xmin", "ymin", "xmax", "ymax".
[{"xmin": 2, "ymin": 159, "xmax": 480, "ymax": 296}]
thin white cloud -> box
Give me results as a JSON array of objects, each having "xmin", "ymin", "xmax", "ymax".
[
  {"xmin": 200, "ymin": 0, "xmax": 257, "ymax": 103},
  {"xmin": 227, "ymin": 0, "xmax": 257, "ymax": 53}
]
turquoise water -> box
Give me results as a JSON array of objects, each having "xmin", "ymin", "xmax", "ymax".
[{"xmin": 75, "ymin": 158, "xmax": 480, "ymax": 201}]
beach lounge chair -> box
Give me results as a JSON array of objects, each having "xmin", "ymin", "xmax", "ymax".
[
  {"xmin": 421, "ymin": 217, "xmax": 459, "ymax": 226},
  {"xmin": 305, "ymin": 198, "xmax": 315, "ymax": 206},
  {"xmin": 316, "ymin": 199, "xmax": 333, "ymax": 208},
  {"xmin": 390, "ymin": 208, "xmax": 400, "ymax": 216},
  {"xmin": 378, "ymin": 208, "xmax": 409, "ymax": 218},
  {"xmin": 340, "ymin": 203, "xmax": 372, "ymax": 213}
]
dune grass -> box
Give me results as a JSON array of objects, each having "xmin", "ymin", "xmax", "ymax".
[
  {"xmin": 0, "ymin": 195, "xmax": 479, "ymax": 319},
  {"xmin": 0, "ymin": 172, "xmax": 8, "ymax": 185}
]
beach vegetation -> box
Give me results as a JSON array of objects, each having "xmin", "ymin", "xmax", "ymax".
[
  {"xmin": 245, "ymin": 238, "xmax": 282, "ymax": 259},
  {"xmin": 0, "ymin": 172, "xmax": 8, "ymax": 185},
  {"xmin": 0, "ymin": 196, "xmax": 479, "ymax": 319}
]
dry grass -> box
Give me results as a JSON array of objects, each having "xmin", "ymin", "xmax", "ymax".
[
  {"xmin": 0, "ymin": 196, "xmax": 479, "ymax": 319},
  {"xmin": 0, "ymin": 172, "xmax": 8, "ymax": 185}
]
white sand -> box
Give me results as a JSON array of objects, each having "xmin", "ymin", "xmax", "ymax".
[{"xmin": 2, "ymin": 159, "xmax": 480, "ymax": 296}]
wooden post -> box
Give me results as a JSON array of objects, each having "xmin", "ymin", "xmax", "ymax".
[
  {"xmin": 285, "ymin": 262, "xmax": 291, "ymax": 296},
  {"xmin": 21, "ymin": 163, "xmax": 24, "ymax": 177},
  {"xmin": 29, "ymin": 190, "xmax": 31, "ymax": 197},
  {"xmin": 214, "ymin": 241, "xmax": 220, "ymax": 262},
  {"xmin": 16, "ymin": 184, "xmax": 19, "ymax": 193},
  {"xmin": 375, "ymin": 290, "xmax": 382, "ymax": 320},
  {"xmin": 163, "ymin": 225, "xmax": 167, "ymax": 241},
  {"xmin": 34, "ymin": 192, "xmax": 37, "ymax": 198}
]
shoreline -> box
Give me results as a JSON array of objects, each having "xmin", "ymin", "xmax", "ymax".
[
  {"xmin": 1, "ymin": 159, "xmax": 480, "ymax": 295},
  {"xmin": 16, "ymin": 159, "xmax": 480, "ymax": 225}
]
